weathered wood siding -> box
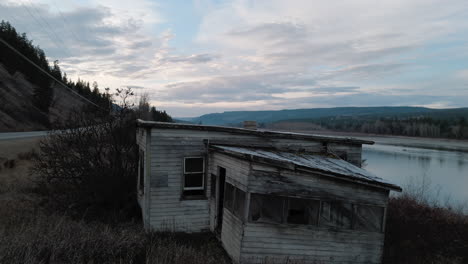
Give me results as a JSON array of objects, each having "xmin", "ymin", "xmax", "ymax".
[
  {"xmin": 241, "ymin": 223, "xmax": 384, "ymax": 264},
  {"xmin": 145, "ymin": 127, "xmax": 365, "ymax": 234},
  {"xmin": 148, "ymin": 129, "xmax": 257, "ymax": 232},
  {"xmin": 328, "ymin": 143, "xmax": 362, "ymax": 167},
  {"xmin": 209, "ymin": 152, "xmax": 250, "ymax": 262},
  {"xmin": 249, "ymin": 165, "xmax": 389, "ymax": 206},
  {"xmin": 221, "ymin": 209, "xmax": 244, "ymax": 263},
  {"xmin": 239, "ymin": 163, "xmax": 389, "ymax": 263},
  {"xmin": 148, "ymin": 131, "xmax": 209, "ymax": 232}
]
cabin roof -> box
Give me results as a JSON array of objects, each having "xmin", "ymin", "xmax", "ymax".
[
  {"xmin": 136, "ymin": 120, "xmax": 374, "ymax": 145},
  {"xmin": 211, "ymin": 145, "xmax": 402, "ymax": 192}
]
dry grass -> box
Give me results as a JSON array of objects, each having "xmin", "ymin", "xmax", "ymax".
[
  {"xmin": 383, "ymin": 195, "xmax": 468, "ymax": 264},
  {"xmin": 0, "ymin": 137, "xmax": 231, "ymax": 264}
]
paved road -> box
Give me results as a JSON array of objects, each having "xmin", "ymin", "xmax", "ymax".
[{"xmin": 0, "ymin": 131, "xmax": 48, "ymax": 140}]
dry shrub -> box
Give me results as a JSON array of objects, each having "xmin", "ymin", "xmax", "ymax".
[
  {"xmin": 0, "ymin": 209, "xmax": 231, "ymax": 264},
  {"xmin": 0, "ymin": 160, "xmax": 35, "ymax": 195},
  {"xmin": 383, "ymin": 194, "xmax": 468, "ymax": 264},
  {"xmin": 16, "ymin": 149, "xmax": 38, "ymax": 160},
  {"xmin": 32, "ymin": 107, "xmax": 139, "ymax": 221},
  {"xmin": 3, "ymin": 159, "xmax": 15, "ymax": 169}
]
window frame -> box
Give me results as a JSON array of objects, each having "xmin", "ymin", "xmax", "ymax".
[
  {"xmin": 247, "ymin": 192, "xmax": 385, "ymax": 233},
  {"xmin": 183, "ymin": 157, "xmax": 205, "ymax": 191}
]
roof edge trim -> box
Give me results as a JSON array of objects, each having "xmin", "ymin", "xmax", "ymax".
[{"xmin": 137, "ymin": 119, "xmax": 374, "ymax": 145}]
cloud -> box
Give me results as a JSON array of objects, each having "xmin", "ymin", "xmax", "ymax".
[
  {"xmin": 0, "ymin": 1, "xmax": 218, "ymax": 85},
  {"xmin": 1, "ymin": 0, "xmax": 468, "ymax": 117}
]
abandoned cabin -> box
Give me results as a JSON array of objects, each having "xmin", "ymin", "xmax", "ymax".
[{"xmin": 136, "ymin": 120, "xmax": 401, "ymax": 264}]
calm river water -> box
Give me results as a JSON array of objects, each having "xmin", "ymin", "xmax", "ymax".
[{"xmin": 363, "ymin": 144, "xmax": 468, "ymax": 208}]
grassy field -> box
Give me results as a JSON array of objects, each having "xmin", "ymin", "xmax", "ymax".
[
  {"xmin": 0, "ymin": 137, "xmax": 231, "ymax": 264},
  {"xmin": 1, "ymin": 137, "xmax": 467, "ymax": 263}
]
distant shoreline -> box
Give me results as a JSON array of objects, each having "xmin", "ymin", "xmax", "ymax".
[{"xmin": 278, "ymin": 129, "xmax": 468, "ymax": 153}]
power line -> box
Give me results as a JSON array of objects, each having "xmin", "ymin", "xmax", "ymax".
[
  {"xmin": 0, "ymin": 37, "xmax": 106, "ymax": 111},
  {"xmin": 26, "ymin": 0, "xmax": 70, "ymax": 50},
  {"xmin": 20, "ymin": 3, "xmax": 65, "ymax": 54},
  {"xmin": 51, "ymin": 0, "xmax": 82, "ymax": 44}
]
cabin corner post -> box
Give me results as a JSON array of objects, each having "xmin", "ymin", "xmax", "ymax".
[{"xmin": 144, "ymin": 127, "xmax": 151, "ymax": 230}]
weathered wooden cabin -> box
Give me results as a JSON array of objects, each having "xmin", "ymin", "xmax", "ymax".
[{"xmin": 136, "ymin": 120, "xmax": 401, "ymax": 264}]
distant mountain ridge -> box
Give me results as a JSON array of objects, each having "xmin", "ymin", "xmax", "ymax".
[{"xmin": 180, "ymin": 107, "xmax": 468, "ymax": 126}]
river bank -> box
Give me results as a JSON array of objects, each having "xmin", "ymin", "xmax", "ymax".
[{"xmin": 281, "ymin": 129, "xmax": 468, "ymax": 152}]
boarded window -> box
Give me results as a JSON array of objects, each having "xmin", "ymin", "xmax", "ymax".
[
  {"xmin": 250, "ymin": 194, "xmax": 284, "ymax": 224},
  {"xmin": 319, "ymin": 201, "xmax": 353, "ymax": 229},
  {"xmin": 287, "ymin": 198, "xmax": 320, "ymax": 225},
  {"xmin": 234, "ymin": 189, "xmax": 246, "ymax": 219},
  {"xmin": 138, "ymin": 150, "xmax": 145, "ymax": 192},
  {"xmin": 183, "ymin": 157, "xmax": 205, "ymax": 197},
  {"xmin": 210, "ymin": 174, "xmax": 216, "ymax": 199},
  {"xmin": 224, "ymin": 183, "xmax": 234, "ymax": 211},
  {"xmin": 355, "ymin": 205, "xmax": 384, "ymax": 232}
]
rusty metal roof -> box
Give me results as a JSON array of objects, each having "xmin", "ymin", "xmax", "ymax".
[{"xmin": 211, "ymin": 145, "xmax": 401, "ymax": 192}]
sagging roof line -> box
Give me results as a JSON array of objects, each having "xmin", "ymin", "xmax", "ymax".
[
  {"xmin": 136, "ymin": 119, "xmax": 374, "ymax": 145},
  {"xmin": 210, "ymin": 145, "xmax": 402, "ymax": 192}
]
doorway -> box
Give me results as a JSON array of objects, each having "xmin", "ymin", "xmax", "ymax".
[{"xmin": 215, "ymin": 166, "xmax": 226, "ymax": 235}]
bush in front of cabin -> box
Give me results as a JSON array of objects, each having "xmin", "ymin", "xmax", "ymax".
[
  {"xmin": 32, "ymin": 88, "xmax": 139, "ymax": 221},
  {"xmin": 383, "ymin": 195, "xmax": 468, "ymax": 264}
]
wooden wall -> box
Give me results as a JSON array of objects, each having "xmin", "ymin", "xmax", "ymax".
[
  {"xmin": 147, "ymin": 129, "xmax": 261, "ymax": 232},
  {"xmin": 143, "ymin": 127, "xmax": 366, "ymax": 234},
  {"xmin": 210, "ymin": 152, "xmax": 251, "ymax": 262},
  {"xmin": 238, "ymin": 163, "xmax": 389, "ymax": 264},
  {"xmin": 328, "ymin": 143, "xmax": 363, "ymax": 167},
  {"xmin": 241, "ymin": 223, "xmax": 384, "ymax": 264},
  {"xmin": 138, "ymin": 125, "xmax": 389, "ymax": 263},
  {"xmin": 249, "ymin": 165, "xmax": 389, "ymax": 206}
]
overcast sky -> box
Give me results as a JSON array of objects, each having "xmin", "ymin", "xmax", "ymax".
[{"xmin": 1, "ymin": 0, "xmax": 468, "ymax": 117}]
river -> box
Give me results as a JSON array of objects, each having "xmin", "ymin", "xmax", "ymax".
[{"xmin": 363, "ymin": 142, "xmax": 468, "ymax": 210}]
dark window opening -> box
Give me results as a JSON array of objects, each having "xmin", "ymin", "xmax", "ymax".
[
  {"xmin": 248, "ymin": 193, "xmax": 383, "ymax": 232},
  {"xmin": 224, "ymin": 183, "xmax": 234, "ymax": 211},
  {"xmin": 319, "ymin": 201, "xmax": 353, "ymax": 229},
  {"xmin": 234, "ymin": 188, "xmax": 246, "ymax": 219},
  {"xmin": 183, "ymin": 190, "xmax": 204, "ymax": 196},
  {"xmin": 354, "ymin": 205, "xmax": 384, "ymax": 232},
  {"xmin": 183, "ymin": 157, "xmax": 205, "ymax": 198},
  {"xmin": 185, "ymin": 157, "xmax": 204, "ymax": 173},
  {"xmin": 185, "ymin": 173, "xmax": 204, "ymax": 188},
  {"xmin": 287, "ymin": 198, "xmax": 320, "ymax": 225},
  {"xmin": 250, "ymin": 194, "xmax": 284, "ymax": 224},
  {"xmin": 223, "ymin": 182, "xmax": 246, "ymax": 221}
]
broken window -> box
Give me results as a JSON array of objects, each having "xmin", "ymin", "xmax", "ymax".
[
  {"xmin": 287, "ymin": 198, "xmax": 320, "ymax": 225},
  {"xmin": 354, "ymin": 205, "xmax": 384, "ymax": 232},
  {"xmin": 234, "ymin": 188, "xmax": 246, "ymax": 219},
  {"xmin": 250, "ymin": 194, "xmax": 284, "ymax": 224},
  {"xmin": 138, "ymin": 150, "xmax": 145, "ymax": 193},
  {"xmin": 319, "ymin": 201, "xmax": 353, "ymax": 229},
  {"xmin": 183, "ymin": 157, "xmax": 205, "ymax": 197},
  {"xmin": 247, "ymin": 193, "xmax": 384, "ymax": 232},
  {"xmin": 224, "ymin": 183, "xmax": 234, "ymax": 211}
]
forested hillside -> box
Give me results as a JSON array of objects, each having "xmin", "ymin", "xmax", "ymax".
[
  {"xmin": 0, "ymin": 20, "xmax": 111, "ymax": 131},
  {"xmin": 269, "ymin": 108, "xmax": 468, "ymax": 139},
  {"xmin": 186, "ymin": 106, "xmax": 468, "ymax": 139}
]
